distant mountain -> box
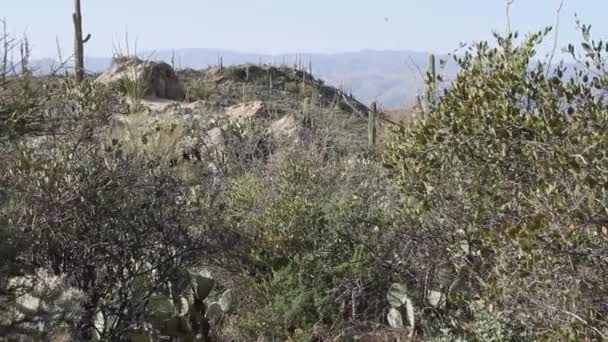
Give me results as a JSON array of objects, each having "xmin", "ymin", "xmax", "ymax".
[{"xmin": 30, "ymin": 49, "xmax": 460, "ymax": 109}]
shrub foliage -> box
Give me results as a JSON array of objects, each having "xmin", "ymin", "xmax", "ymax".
[{"xmin": 385, "ymin": 28, "xmax": 608, "ymax": 339}]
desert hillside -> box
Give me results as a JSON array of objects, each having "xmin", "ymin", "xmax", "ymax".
[
  {"xmin": 1, "ymin": 4, "xmax": 607, "ymax": 342},
  {"xmin": 32, "ymin": 49, "xmax": 460, "ymax": 110}
]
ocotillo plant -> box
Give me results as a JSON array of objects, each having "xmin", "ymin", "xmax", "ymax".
[
  {"xmin": 73, "ymin": 0, "xmax": 91, "ymax": 83},
  {"xmin": 368, "ymin": 102, "xmax": 377, "ymax": 149}
]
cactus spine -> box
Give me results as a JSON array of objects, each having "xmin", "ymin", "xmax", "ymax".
[{"xmin": 73, "ymin": 0, "xmax": 91, "ymax": 83}]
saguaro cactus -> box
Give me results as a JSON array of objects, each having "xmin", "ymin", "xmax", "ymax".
[
  {"xmin": 19, "ymin": 36, "xmax": 30, "ymax": 75},
  {"xmin": 302, "ymin": 97, "xmax": 312, "ymax": 128},
  {"xmin": 73, "ymin": 0, "xmax": 91, "ymax": 83},
  {"xmin": 368, "ymin": 102, "xmax": 377, "ymax": 149},
  {"xmin": 268, "ymin": 69, "xmax": 273, "ymax": 92},
  {"xmin": 308, "ymin": 57, "xmax": 312, "ymax": 76},
  {"xmin": 425, "ymin": 54, "xmax": 437, "ymax": 106}
]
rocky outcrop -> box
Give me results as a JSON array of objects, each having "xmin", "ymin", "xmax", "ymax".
[
  {"xmin": 96, "ymin": 57, "xmax": 185, "ymax": 101},
  {"xmin": 270, "ymin": 114, "xmax": 299, "ymax": 140},
  {"xmin": 224, "ymin": 101, "xmax": 268, "ymax": 121}
]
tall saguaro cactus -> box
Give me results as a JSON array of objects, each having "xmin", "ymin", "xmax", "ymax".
[
  {"xmin": 73, "ymin": 0, "xmax": 91, "ymax": 83},
  {"xmin": 368, "ymin": 102, "xmax": 377, "ymax": 149},
  {"xmin": 425, "ymin": 54, "xmax": 437, "ymax": 106},
  {"xmin": 416, "ymin": 54, "xmax": 437, "ymax": 114},
  {"xmin": 19, "ymin": 36, "xmax": 30, "ymax": 75}
]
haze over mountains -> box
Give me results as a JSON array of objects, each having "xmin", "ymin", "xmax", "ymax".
[{"xmin": 32, "ymin": 49, "xmax": 460, "ymax": 109}]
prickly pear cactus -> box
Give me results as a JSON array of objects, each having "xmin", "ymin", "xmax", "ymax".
[
  {"xmin": 173, "ymin": 268, "xmax": 214, "ymax": 300},
  {"xmin": 219, "ymin": 289, "xmax": 239, "ymax": 314},
  {"xmin": 387, "ymin": 307, "xmax": 404, "ymax": 329},
  {"xmin": 387, "ymin": 283, "xmax": 409, "ymax": 308},
  {"xmin": 193, "ymin": 269, "xmax": 214, "ymax": 300},
  {"xmin": 146, "ymin": 295, "xmax": 176, "ymax": 320},
  {"xmin": 206, "ymin": 301, "xmax": 223, "ymax": 322},
  {"xmin": 176, "ymin": 296, "xmax": 189, "ymax": 317}
]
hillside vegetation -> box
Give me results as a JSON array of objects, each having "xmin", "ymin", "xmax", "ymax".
[{"xmin": 1, "ymin": 24, "xmax": 607, "ymax": 342}]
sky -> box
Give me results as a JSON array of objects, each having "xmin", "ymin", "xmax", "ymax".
[{"xmin": 3, "ymin": 0, "xmax": 608, "ymax": 59}]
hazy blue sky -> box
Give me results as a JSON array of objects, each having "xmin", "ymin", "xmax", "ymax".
[{"xmin": 3, "ymin": 1, "xmax": 607, "ymax": 58}]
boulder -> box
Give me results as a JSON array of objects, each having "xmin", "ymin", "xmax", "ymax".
[
  {"xmin": 96, "ymin": 57, "xmax": 185, "ymax": 101},
  {"xmin": 271, "ymin": 114, "xmax": 299, "ymax": 140},
  {"xmin": 143, "ymin": 99, "xmax": 215, "ymax": 115},
  {"xmin": 224, "ymin": 101, "xmax": 268, "ymax": 121}
]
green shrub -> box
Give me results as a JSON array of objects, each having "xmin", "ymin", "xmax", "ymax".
[
  {"xmin": 385, "ymin": 27, "xmax": 608, "ymax": 339},
  {"xmin": 0, "ymin": 76, "xmax": 220, "ymax": 339},
  {"xmin": 221, "ymin": 150, "xmax": 400, "ymax": 340},
  {"xmin": 186, "ymin": 79, "xmax": 215, "ymax": 101}
]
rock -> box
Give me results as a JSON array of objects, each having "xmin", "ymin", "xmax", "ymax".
[
  {"xmin": 204, "ymin": 127, "xmax": 224, "ymax": 152},
  {"xmin": 143, "ymin": 98, "xmax": 180, "ymax": 114},
  {"xmin": 224, "ymin": 101, "xmax": 268, "ymax": 121},
  {"xmin": 271, "ymin": 114, "xmax": 299, "ymax": 139},
  {"xmin": 143, "ymin": 99, "xmax": 214, "ymax": 115},
  {"xmin": 96, "ymin": 56, "xmax": 185, "ymax": 101}
]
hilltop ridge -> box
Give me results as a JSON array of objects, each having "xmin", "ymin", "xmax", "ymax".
[{"xmin": 30, "ymin": 49, "xmax": 460, "ymax": 109}]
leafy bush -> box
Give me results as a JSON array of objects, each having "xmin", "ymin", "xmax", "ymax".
[
  {"xmin": 185, "ymin": 79, "xmax": 215, "ymax": 102},
  {"xmin": 385, "ymin": 27, "xmax": 608, "ymax": 339},
  {"xmin": 0, "ymin": 76, "xmax": 222, "ymax": 340},
  {"xmin": 220, "ymin": 150, "xmax": 400, "ymax": 340}
]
